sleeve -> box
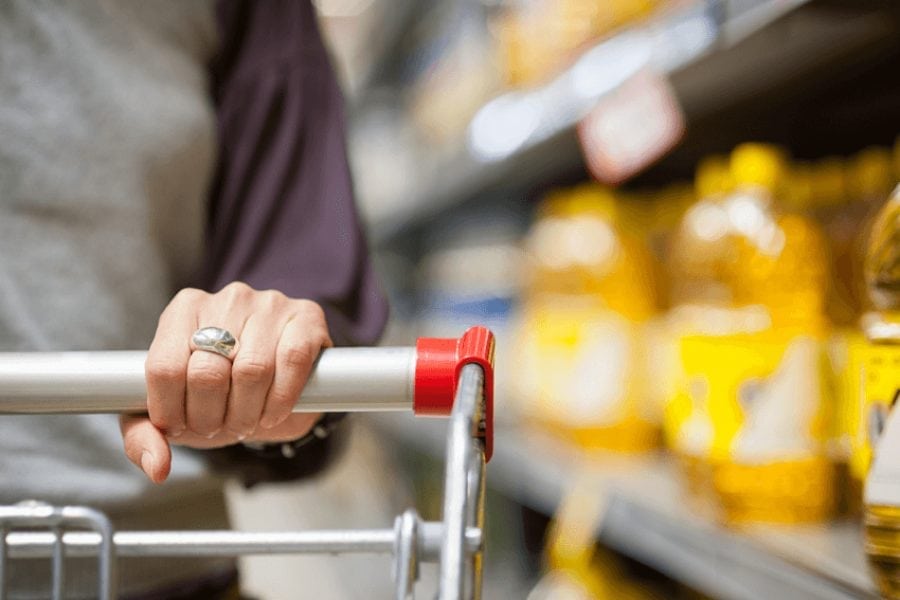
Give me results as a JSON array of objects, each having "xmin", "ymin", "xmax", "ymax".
[
  {"xmin": 198, "ymin": 0, "xmax": 389, "ymax": 484},
  {"xmin": 201, "ymin": 0, "xmax": 388, "ymax": 347}
]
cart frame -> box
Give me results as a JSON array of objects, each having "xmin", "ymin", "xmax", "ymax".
[{"xmin": 0, "ymin": 327, "xmax": 495, "ymax": 600}]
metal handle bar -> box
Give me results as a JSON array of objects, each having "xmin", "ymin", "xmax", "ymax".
[
  {"xmin": 0, "ymin": 347, "xmax": 415, "ymax": 414},
  {"xmin": 0, "ymin": 326, "xmax": 496, "ymax": 463},
  {"xmin": 1, "ymin": 526, "xmax": 483, "ymax": 559}
]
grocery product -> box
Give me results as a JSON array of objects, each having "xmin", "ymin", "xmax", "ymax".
[
  {"xmin": 512, "ymin": 184, "xmax": 658, "ymax": 452},
  {"xmin": 862, "ymin": 184, "xmax": 900, "ymax": 598},
  {"xmin": 819, "ymin": 148, "xmax": 896, "ymax": 510},
  {"xmin": 661, "ymin": 155, "xmax": 732, "ymax": 496},
  {"xmin": 492, "ymin": 0, "xmax": 658, "ymax": 88},
  {"xmin": 667, "ymin": 144, "xmax": 834, "ymax": 523}
]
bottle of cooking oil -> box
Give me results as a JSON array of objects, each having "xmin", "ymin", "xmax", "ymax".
[
  {"xmin": 862, "ymin": 184, "xmax": 900, "ymax": 599},
  {"xmin": 663, "ymin": 154, "xmax": 738, "ymax": 498},
  {"xmin": 669, "ymin": 143, "xmax": 835, "ymax": 523},
  {"xmin": 828, "ymin": 148, "xmax": 896, "ymax": 511},
  {"xmin": 511, "ymin": 183, "xmax": 659, "ymax": 452}
]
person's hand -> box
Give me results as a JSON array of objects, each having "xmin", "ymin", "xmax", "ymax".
[{"xmin": 120, "ymin": 282, "xmax": 332, "ymax": 483}]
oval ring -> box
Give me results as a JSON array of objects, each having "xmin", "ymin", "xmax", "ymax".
[{"xmin": 191, "ymin": 327, "xmax": 238, "ymax": 360}]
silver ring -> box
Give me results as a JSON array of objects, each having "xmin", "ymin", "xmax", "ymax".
[{"xmin": 191, "ymin": 327, "xmax": 238, "ymax": 360}]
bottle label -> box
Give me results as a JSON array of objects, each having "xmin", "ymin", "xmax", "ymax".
[
  {"xmin": 513, "ymin": 305, "xmax": 647, "ymax": 428},
  {"xmin": 856, "ymin": 342, "xmax": 900, "ymax": 482},
  {"xmin": 671, "ymin": 331, "xmax": 829, "ymax": 463}
]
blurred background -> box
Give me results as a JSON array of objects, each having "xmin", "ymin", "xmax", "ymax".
[{"xmin": 228, "ymin": 0, "xmax": 900, "ymax": 598}]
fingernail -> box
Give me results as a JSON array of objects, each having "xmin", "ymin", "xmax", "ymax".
[
  {"xmin": 236, "ymin": 432, "xmax": 247, "ymax": 441},
  {"xmin": 204, "ymin": 431, "xmax": 218, "ymax": 439},
  {"xmin": 169, "ymin": 429, "xmax": 183, "ymax": 439},
  {"xmin": 259, "ymin": 416, "xmax": 279, "ymax": 430},
  {"xmin": 140, "ymin": 451, "xmax": 155, "ymax": 477}
]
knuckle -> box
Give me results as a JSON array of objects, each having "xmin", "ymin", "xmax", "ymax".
[
  {"xmin": 146, "ymin": 358, "xmax": 185, "ymax": 385},
  {"xmin": 221, "ymin": 281, "xmax": 253, "ymax": 299},
  {"xmin": 188, "ymin": 363, "xmax": 230, "ymax": 390},
  {"xmin": 261, "ymin": 289, "xmax": 287, "ymax": 305},
  {"xmin": 232, "ymin": 356, "xmax": 274, "ymax": 385},
  {"xmin": 173, "ymin": 287, "xmax": 205, "ymax": 305},
  {"xmin": 281, "ymin": 341, "xmax": 316, "ymax": 370},
  {"xmin": 297, "ymin": 300, "xmax": 326, "ymax": 324}
]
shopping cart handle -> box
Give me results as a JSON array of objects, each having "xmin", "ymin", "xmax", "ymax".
[
  {"xmin": 0, "ymin": 327, "xmax": 496, "ymax": 460},
  {"xmin": 415, "ymin": 326, "xmax": 495, "ymax": 461}
]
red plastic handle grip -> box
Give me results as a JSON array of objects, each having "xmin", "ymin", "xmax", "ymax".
[{"xmin": 413, "ymin": 326, "xmax": 495, "ymax": 462}]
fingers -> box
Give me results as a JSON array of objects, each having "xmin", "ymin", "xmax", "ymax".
[
  {"xmin": 260, "ymin": 303, "xmax": 332, "ymax": 430},
  {"xmin": 223, "ymin": 311, "xmax": 278, "ymax": 438},
  {"xmin": 140, "ymin": 283, "xmax": 332, "ymax": 468},
  {"xmin": 145, "ymin": 289, "xmax": 200, "ymax": 437},
  {"xmin": 184, "ymin": 283, "xmax": 253, "ymax": 437},
  {"xmin": 185, "ymin": 350, "xmax": 232, "ymax": 436},
  {"xmin": 244, "ymin": 413, "xmax": 321, "ymax": 443},
  {"xmin": 120, "ymin": 415, "xmax": 172, "ymax": 484}
]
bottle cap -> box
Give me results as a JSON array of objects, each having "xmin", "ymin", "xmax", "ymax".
[{"xmin": 730, "ymin": 143, "xmax": 788, "ymax": 190}]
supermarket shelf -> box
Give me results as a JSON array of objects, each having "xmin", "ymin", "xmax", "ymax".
[
  {"xmin": 368, "ymin": 414, "xmax": 879, "ymax": 600},
  {"xmin": 366, "ymin": 0, "xmax": 898, "ymax": 245}
]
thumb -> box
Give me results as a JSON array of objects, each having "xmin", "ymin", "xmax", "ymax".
[{"xmin": 120, "ymin": 415, "xmax": 172, "ymax": 484}]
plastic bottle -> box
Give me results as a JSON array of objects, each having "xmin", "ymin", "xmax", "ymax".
[
  {"xmin": 861, "ymin": 184, "xmax": 900, "ymax": 598},
  {"xmin": 824, "ymin": 148, "xmax": 896, "ymax": 511},
  {"xmin": 662, "ymin": 155, "xmax": 735, "ymax": 498},
  {"xmin": 512, "ymin": 184, "xmax": 659, "ymax": 452},
  {"xmin": 670, "ymin": 144, "xmax": 835, "ymax": 523}
]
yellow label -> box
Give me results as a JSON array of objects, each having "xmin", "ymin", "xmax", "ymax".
[
  {"xmin": 672, "ymin": 331, "xmax": 829, "ymax": 463},
  {"xmin": 513, "ymin": 302, "xmax": 647, "ymax": 429},
  {"xmin": 827, "ymin": 330, "xmax": 866, "ymax": 466},
  {"xmin": 853, "ymin": 342, "xmax": 900, "ymax": 481}
]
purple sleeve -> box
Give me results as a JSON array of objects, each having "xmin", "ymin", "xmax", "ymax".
[{"xmin": 201, "ymin": 0, "xmax": 388, "ymax": 346}]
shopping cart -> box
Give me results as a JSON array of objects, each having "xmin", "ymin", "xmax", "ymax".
[{"xmin": 0, "ymin": 326, "xmax": 495, "ymax": 600}]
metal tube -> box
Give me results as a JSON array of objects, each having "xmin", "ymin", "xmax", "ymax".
[
  {"xmin": 393, "ymin": 510, "xmax": 419, "ymax": 600},
  {"xmin": 467, "ymin": 444, "xmax": 486, "ymax": 600},
  {"xmin": 0, "ymin": 504, "xmax": 117, "ymax": 600},
  {"xmin": 65, "ymin": 507, "xmax": 117, "ymax": 600},
  {"xmin": 438, "ymin": 364, "xmax": 484, "ymax": 600},
  {"xmin": 51, "ymin": 528, "xmax": 64, "ymax": 600},
  {"xmin": 3, "ymin": 525, "xmax": 483, "ymax": 561},
  {"xmin": 4, "ymin": 529, "xmax": 399, "ymax": 559},
  {"xmin": 0, "ymin": 526, "xmax": 7, "ymax": 600},
  {"xmin": 418, "ymin": 524, "xmax": 482, "ymax": 563},
  {"xmin": 0, "ymin": 347, "xmax": 415, "ymax": 414}
]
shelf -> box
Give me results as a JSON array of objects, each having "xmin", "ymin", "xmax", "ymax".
[
  {"xmin": 364, "ymin": 0, "xmax": 898, "ymax": 245},
  {"xmin": 367, "ymin": 414, "xmax": 879, "ymax": 600}
]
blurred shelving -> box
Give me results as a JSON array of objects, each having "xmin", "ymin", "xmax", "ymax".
[
  {"xmin": 361, "ymin": 0, "xmax": 899, "ymax": 245},
  {"xmin": 368, "ymin": 414, "xmax": 880, "ymax": 600}
]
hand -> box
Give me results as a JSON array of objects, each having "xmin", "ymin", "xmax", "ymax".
[{"xmin": 120, "ymin": 282, "xmax": 332, "ymax": 483}]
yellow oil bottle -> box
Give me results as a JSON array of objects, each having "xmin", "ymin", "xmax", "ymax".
[
  {"xmin": 663, "ymin": 154, "xmax": 737, "ymax": 499},
  {"xmin": 512, "ymin": 184, "xmax": 659, "ymax": 452},
  {"xmin": 862, "ymin": 184, "xmax": 900, "ymax": 599},
  {"xmin": 669, "ymin": 143, "xmax": 835, "ymax": 523},
  {"xmin": 824, "ymin": 148, "xmax": 896, "ymax": 512}
]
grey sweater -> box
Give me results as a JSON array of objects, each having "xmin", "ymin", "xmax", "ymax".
[
  {"xmin": 0, "ymin": 2, "xmax": 231, "ymax": 596},
  {"xmin": 0, "ymin": 0, "xmax": 387, "ymax": 597}
]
